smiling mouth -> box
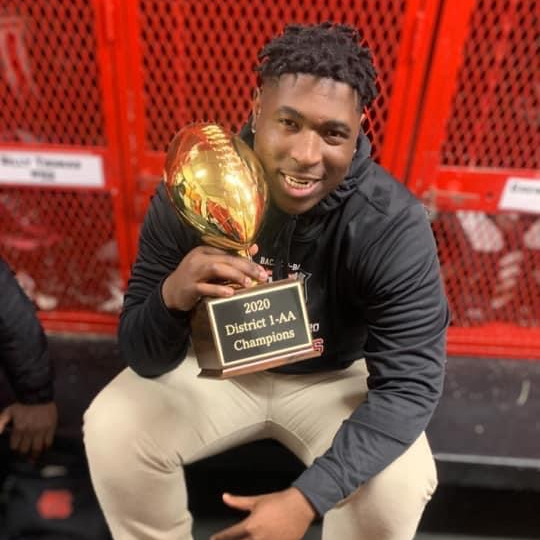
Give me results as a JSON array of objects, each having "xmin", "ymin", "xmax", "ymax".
[{"xmin": 281, "ymin": 173, "xmax": 319, "ymax": 191}]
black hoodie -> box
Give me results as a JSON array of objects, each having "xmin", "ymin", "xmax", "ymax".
[
  {"xmin": 0, "ymin": 258, "xmax": 53, "ymax": 405},
  {"xmin": 118, "ymin": 127, "xmax": 449, "ymax": 515}
]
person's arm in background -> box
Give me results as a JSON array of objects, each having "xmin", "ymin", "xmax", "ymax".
[
  {"xmin": 119, "ymin": 182, "xmax": 267, "ymax": 377},
  {"xmin": 0, "ymin": 258, "xmax": 57, "ymax": 457}
]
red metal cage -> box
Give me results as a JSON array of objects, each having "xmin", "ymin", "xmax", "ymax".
[
  {"xmin": 407, "ymin": 0, "xmax": 539, "ymax": 358},
  {"xmin": 0, "ymin": 0, "xmax": 538, "ymax": 358}
]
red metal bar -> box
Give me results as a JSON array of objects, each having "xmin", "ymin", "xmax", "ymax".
[
  {"xmin": 92, "ymin": 0, "xmax": 133, "ymax": 286},
  {"xmin": 380, "ymin": 0, "xmax": 443, "ymax": 179},
  {"xmin": 109, "ymin": 0, "xmax": 161, "ymax": 256},
  {"xmin": 448, "ymin": 326, "xmax": 540, "ymax": 360},
  {"xmin": 40, "ymin": 311, "xmax": 117, "ymax": 335},
  {"xmin": 406, "ymin": 0, "xmax": 477, "ymax": 195},
  {"xmin": 422, "ymin": 167, "xmax": 540, "ymax": 213}
]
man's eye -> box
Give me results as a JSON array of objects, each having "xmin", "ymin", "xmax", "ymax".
[
  {"xmin": 279, "ymin": 118, "xmax": 298, "ymax": 129},
  {"xmin": 325, "ymin": 128, "xmax": 352, "ymax": 144},
  {"xmin": 326, "ymin": 130, "xmax": 346, "ymax": 140}
]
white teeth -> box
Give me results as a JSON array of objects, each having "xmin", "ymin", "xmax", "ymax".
[{"xmin": 283, "ymin": 174, "xmax": 314, "ymax": 189}]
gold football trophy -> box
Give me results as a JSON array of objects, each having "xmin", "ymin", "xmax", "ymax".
[{"xmin": 164, "ymin": 123, "xmax": 320, "ymax": 378}]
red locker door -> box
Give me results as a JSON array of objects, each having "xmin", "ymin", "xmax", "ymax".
[
  {"xmin": 0, "ymin": 0, "xmax": 131, "ymax": 333},
  {"xmin": 407, "ymin": 0, "xmax": 540, "ymax": 358}
]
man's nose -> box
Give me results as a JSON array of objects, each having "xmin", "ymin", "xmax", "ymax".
[{"xmin": 289, "ymin": 130, "xmax": 322, "ymax": 168}]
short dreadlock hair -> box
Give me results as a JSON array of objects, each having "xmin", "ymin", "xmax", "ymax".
[{"xmin": 255, "ymin": 22, "xmax": 379, "ymax": 110}]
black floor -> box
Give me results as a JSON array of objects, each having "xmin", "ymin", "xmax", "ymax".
[
  {"xmin": 187, "ymin": 471, "xmax": 540, "ymax": 539},
  {"xmin": 185, "ymin": 453, "xmax": 540, "ymax": 539},
  {"xmin": 1, "ymin": 437, "xmax": 539, "ymax": 539},
  {"xmin": 1, "ymin": 334, "xmax": 539, "ymax": 539}
]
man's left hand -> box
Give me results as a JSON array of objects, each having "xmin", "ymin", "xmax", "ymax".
[{"xmin": 211, "ymin": 487, "xmax": 317, "ymax": 540}]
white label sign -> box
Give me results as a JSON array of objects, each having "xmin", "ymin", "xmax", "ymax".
[
  {"xmin": 499, "ymin": 177, "xmax": 540, "ymax": 214},
  {"xmin": 0, "ymin": 150, "xmax": 105, "ymax": 187}
]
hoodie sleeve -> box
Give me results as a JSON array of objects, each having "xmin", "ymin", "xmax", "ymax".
[
  {"xmin": 118, "ymin": 182, "xmax": 199, "ymax": 377},
  {"xmin": 292, "ymin": 203, "xmax": 449, "ymax": 515},
  {"xmin": 0, "ymin": 259, "xmax": 54, "ymax": 404}
]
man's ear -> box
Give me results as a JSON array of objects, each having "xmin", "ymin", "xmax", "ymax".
[
  {"xmin": 356, "ymin": 111, "xmax": 367, "ymax": 138},
  {"xmin": 251, "ymin": 88, "xmax": 262, "ymax": 132}
]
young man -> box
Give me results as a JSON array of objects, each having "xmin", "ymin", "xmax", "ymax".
[{"xmin": 84, "ymin": 22, "xmax": 449, "ymax": 540}]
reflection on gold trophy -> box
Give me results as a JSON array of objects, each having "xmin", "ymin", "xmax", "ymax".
[
  {"xmin": 164, "ymin": 123, "xmax": 267, "ymax": 254},
  {"xmin": 164, "ymin": 123, "xmax": 320, "ymax": 378}
]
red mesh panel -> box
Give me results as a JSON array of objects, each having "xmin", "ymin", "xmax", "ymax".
[
  {"xmin": 433, "ymin": 212, "xmax": 540, "ymax": 327},
  {"xmin": 0, "ymin": 187, "xmax": 121, "ymax": 313},
  {"xmin": 138, "ymin": 0, "xmax": 406, "ymax": 159},
  {"xmin": 0, "ymin": 0, "xmax": 105, "ymax": 145},
  {"xmin": 441, "ymin": 0, "xmax": 538, "ymax": 169},
  {"xmin": 0, "ymin": 1, "xmax": 122, "ymax": 328}
]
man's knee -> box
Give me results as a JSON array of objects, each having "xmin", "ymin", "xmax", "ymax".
[
  {"xmin": 83, "ymin": 379, "xmax": 138, "ymax": 465},
  {"xmin": 322, "ymin": 434, "xmax": 437, "ymax": 540},
  {"xmin": 364, "ymin": 433, "xmax": 437, "ymax": 512},
  {"xmin": 84, "ymin": 369, "xmax": 189, "ymax": 478},
  {"xmin": 83, "ymin": 369, "xmax": 160, "ymax": 467}
]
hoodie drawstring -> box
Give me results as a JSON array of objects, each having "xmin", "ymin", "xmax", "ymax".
[{"xmin": 271, "ymin": 215, "xmax": 298, "ymax": 281}]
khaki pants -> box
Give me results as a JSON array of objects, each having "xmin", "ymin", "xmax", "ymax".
[{"xmin": 84, "ymin": 355, "xmax": 437, "ymax": 540}]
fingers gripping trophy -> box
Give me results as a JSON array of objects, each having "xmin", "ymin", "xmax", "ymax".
[{"xmin": 163, "ymin": 123, "xmax": 320, "ymax": 378}]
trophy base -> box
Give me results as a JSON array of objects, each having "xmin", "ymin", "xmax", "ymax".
[
  {"xmin": 192, "ymin": 278, "xmax": 319, "ymax": 379},
  {"xmin": 198, "ymin": 346, "xmax": 320, "ymax": 379}
]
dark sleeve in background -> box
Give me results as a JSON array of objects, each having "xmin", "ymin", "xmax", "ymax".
[
  {"xmin": 118, "ymin": 182, "xmax": 200, "ymax": 377},
  {"xmin": 293, "ymin": 203, "xmax": 450, "ymax": 515},
  {"xmin": 0, "ymin": 258, "xmax": 54, "ymax": 404}
]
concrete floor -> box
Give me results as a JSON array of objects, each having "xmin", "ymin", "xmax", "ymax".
[
  {"xmin": 186, "ymin": 470, "xmax": 540, "ymax": 540},
  {"xmin": 190, "ymin": 515, "xmax": 538, "ymax": 540},
  {"xmin": 2, "ymin": 336, "xmax": 538, "ymax": 539},
  {"xmin": 1, "ymin": 464, "xmax": 538, "ymax": 539}
]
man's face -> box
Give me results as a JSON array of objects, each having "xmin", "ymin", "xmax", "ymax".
[{"xmin": 252, "ymin": 73, "xmax": 363, "ymax": 215}]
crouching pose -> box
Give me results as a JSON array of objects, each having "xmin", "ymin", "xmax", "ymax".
[{"xmin": 84, "ymin": 22, "xmax": 449, "ymax": 540}]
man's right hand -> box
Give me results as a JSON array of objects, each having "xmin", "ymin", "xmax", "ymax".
[{"xmin": 162, "ymin": 244, "xmax": 268, "ymax": 311}]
